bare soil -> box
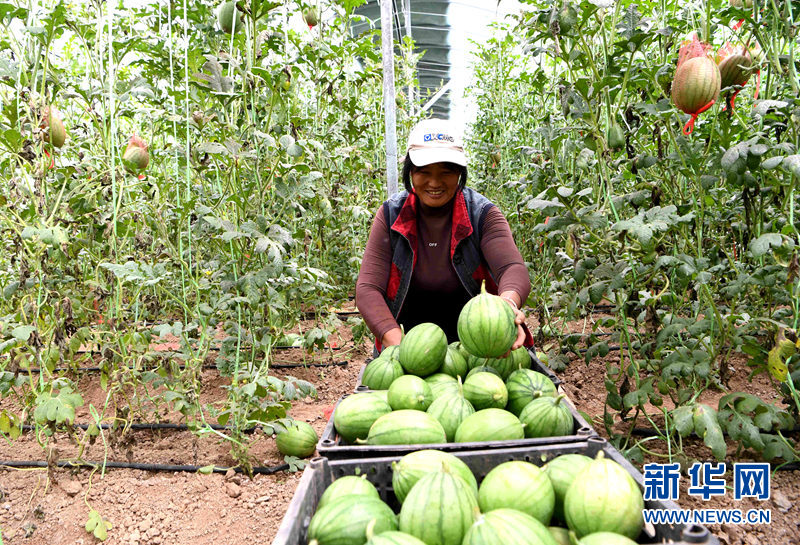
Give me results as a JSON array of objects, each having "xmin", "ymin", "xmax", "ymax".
[{"xmin": 0, "ymin": 310, "xmax": 797, "ymax": 545}]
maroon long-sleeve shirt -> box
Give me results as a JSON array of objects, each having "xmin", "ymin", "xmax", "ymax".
[{"xmin": 356, "ymin": 195, "xmax": 530, "ymax": 343}]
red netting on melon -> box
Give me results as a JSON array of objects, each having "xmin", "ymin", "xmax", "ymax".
[{"xmin": 678, "ymin": 32, "xmax": 712, "ymax": 68}]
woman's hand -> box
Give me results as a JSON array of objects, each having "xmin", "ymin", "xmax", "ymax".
[
  {"xmin": 499, "ymin": 291, "xmax": 526, "ymax": 351},
  {"xmin": 381, "ymin": 327, "xmax": 403, "ymax": 347}
]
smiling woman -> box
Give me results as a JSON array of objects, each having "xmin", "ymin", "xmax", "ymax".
[{"xmin": 355, "ymin": 118, "xmax": 533, "ymax": 352}]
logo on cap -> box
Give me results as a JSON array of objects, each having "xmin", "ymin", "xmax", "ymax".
[{"xmin": 423, "ymin": 133, "xmax": 455, "ymax": 143}]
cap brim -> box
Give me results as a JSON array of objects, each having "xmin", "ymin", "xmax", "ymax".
[{"xmin": 409, "ymin": 148, "xmax": 467, "ymax": 167}]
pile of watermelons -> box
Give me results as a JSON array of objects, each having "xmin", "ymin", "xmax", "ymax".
[
  {"xmin": 338, "ymin": 289, "xmax": 572, "ymax": 445},
  {"xmin": 306, "ymin": 449, "xmax": 645, "ymax": 545}
]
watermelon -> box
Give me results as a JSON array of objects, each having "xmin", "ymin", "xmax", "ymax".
[
  {"xmin": 388, "ymin": 375, "xmax": 433, "ymax": 411},
  {"xmin": 518, "ymin": 394, "xmax": 574, "ymax": 438},
  {"xmin": 457, "ymin": 283, "xmax": 517, "ymax": 358},
  {"xmin": 462, "ymin": 509, "xmax": 559, "ymax": 545},
  {"xmin": 426, "ymin": 392, "xmax": 475, "ymax": 442},
  {"xmin": 398, "ymin": 470, "xmax": 478, "ymax": 545},
  {"xmin": 318, "ymin": 475, "xmax": 380, "ymax": 510},
  {"xmin": 308, "ymin": 495, "xmax": 397, "ymax": 545},
  {"xmin": 366, "ymin": 531, "xmax": 427, "ymax": 545},
  {"xmin": 477, "ymin": 461, "xmax": 555, "ymax": 525},
  {"xmin": 465, "ymin": 365, "xmax": 502, "ymax": 380},
  {"xmin": 506, "ymin": 369, "xmax": 557, "ymax": 415},
  {"xmin": 333, "ymin": 393, "xmax": 392, "ymax": 443},
  {"xmin": 671, "ymin": 56, "xmax": 721, "ymax": 115},
  {"xmin": 217, "ymin": 0, "xmax": 244, "ymax": 33},
  {"xmin": 275, "ymin": 420, "xmax": 317, "ymax": 458},
  {"xmin": 425, "ymin": 373, "xmax": 459, "ymax": 399},
  {"xmin": 564, "ymin": 451, "xmax": 644, "ymax": 539},
  {"xmin": 391, "ymin": 449, "xmax": 478, "ymax": 503},
  {"xmin": 577, "ymin": 532, "xmax": 638, "ymax": 545},
  {"xmin": 543, "ymin": 454, "xmax": 592, "ymax": 522},
  {"xmin": 463, "ymin": 372, "xmax": 508, "ymax": 410},
  {"xmin": 399, "ymin": 323, "xmax": 447, "ymax": 376},
  {"xmin": 381, "ymin": 345, "xmax": 400, "ymax": 359},
  {"xmin": 441, "ymin": 346, "xmax": 469, "ymax": 378},
  {"xmin": 454, "ymin": 408, "xmax": 524, "ymax": 443},
  {"xmin": 367, "ymin": 410, "xmax": 447, "ymax": 445},
  {"xmin": 363, "ymin": 357, "xmax": 404, "ymax": 390}
]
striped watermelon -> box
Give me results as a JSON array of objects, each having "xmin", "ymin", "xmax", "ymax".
[
  {"xmin": 388, "ymin": 375, "xmax": 433, "ymax": 411},
  {"xmin": 425, "ymin": 373, "xmax": 460, "ymax": 399},
  {"xmin": 454, "ymin": 408, "xmax": 524, "ymax": 443},
  {"xmin": 308, "ymin": 495, "xmax": 397, "ymax": 545},
  {"xmin": 366, "ymin": 410, "xmax": 447, "ymax": 445},
  {"xmin": 564, "ymin": 452, "xmax": 644, "ymax": 539},
  {"xmin": 477, "ymin": 461, "xmax": 555, "ymax": 525},
  {"xmin": 441, "ymin": 345, "xmax": 469, "ymax": 378},
  {"xmin": 718, "ymin": 52, "xmax": 752, "ymax": 89},
  {"xmin": 543, "ymin": 454, "xmax": 593, "ymax": 522},
  {"xmin": 391, "ymin": 449, "xmax": 478, "ymax": 503},
  {"xmin": 462, "ymin": 509, "xmax": 559, "ymax": 545},
  {"xmin": 398, "ymin": 470, "xmax": 478, "ymax": 545},
  {"xmin": 457, "ymin": 284, "xmax": 517, "ymax": 358},
  {"xmin": 399, "ymin": 323, "xmax": 447, "ymax": 376},
  {"xmin": 426, "ymin": 392, "xmax": 475, "ymax": 442},
  {"xmin": 366, "ymin": 531, "xmax": 428, "ymax": 545},
  {"xmin": 671, "ymin": 56, "xmax": 721, "ymax": 114},
  {"xmin": 465, "ymin": 365, "xmax": 502, "ymax": 380},
  {"xmin": 549, "ymin": 526, "xmax": 571, "ymax": 545},
  {"xmin": 275, "ymin": 420, "xmax": 318, "ymax": 458},
  {"xmin": 506, "ymin": 369, "xmax": 557, "ymax": 415},
  {"xmin": 333, "ymin": 393, "xmax": 392, "ymax": 443},
  {"xmin": 577, "ymin": 532, "xmax": 638, "ymax": 545},
  {"xmin": 318, "ymin": 474, "xmax": 380, "ymax": 510},
  {"xmin": 463, "ymin": 372, "xmax": 508, "ymax": 410},
  {"xmin": 362, "ymin": 357, "xmax": 404, "ymax": 390},
  {"xmin": 519, "ymin": 394, "xmax": 574, "ymax": 438}
]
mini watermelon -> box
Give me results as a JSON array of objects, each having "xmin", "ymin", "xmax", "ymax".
[
  {"xmin": 367, "ymin": 410, "xmax": 447, "ymax": 445},
  {"xmin": 391, "ymin": 449, "xmax": 478, "ymax": 503},
  {"xmin": 441, "ymin": 345, "xmax": 469, "ymax": 378},
  {"xmin": 366, "ymin": 531, "xmax": 428, "ymax": 545},
  {"xmin": 454, "ymin": 408, "xmax": 524, "ymax": 443},
  {"xmin": 388, "ymin": 375, "xmax": 433, "ymax": 411},
  {"xmin": 489, "ymin": 346, "xmax": 531, "ymax": 379},
  {"xmin": 478, "ymin": 461, "xmax": 555, "ymax": 525},
  {"xmin": 463, "ymin": 372, "xmax": 508, "ymax": 410},
  {"xmin": 333, "ymin": 393, "xmax": 392, "ymax": 443},
  {"xmin": 457, "ymin": 283, "xmax": 517, "ymax": 358},
  {"xmin": 425, "ymin": 373, "xmax": 460, "ymax": 399},
  {"xmin": 465, "ymin": 365, "xmax": 502, "ymax": 380},
  {"xmin": 543, "ymin": 454, "xmax": 592, "ymax": 522},
  {"xmin": 318, "ymin": 474, "xmax": 380, "ymax": 510},
  {"xmin": 462, "ymin": 509, "xmax": 558, "ymax": 545},
  {"xmin": 564, "ymin": 452, "xmax": 644, "ymax": 539},
  {"xmin": 363, "ymin": 357, "xmax": 404, "ymax": 390},
  {"xmin": 426, "ymin": 392, "xmax": 475, "ymax": 442},
  {"xmin": 399, "ymin": 323, "xmax": 447, "ymax": 376},
  {"xmin": 275, "ymin": 420, "xmax": 318, "ymax": 458},
  {"xmin": 506, "ymin": 369, "xmax": 557, "ymax": 415},
  {"xmin": 518, "ymin": 394, "xmax": 574, "ymax": 438},
  {"xmin": 399, "ymin": 470, "xmax": 478, "ymax": 545},
  {"xmin": 308, "ymin": 495, "xmax": 397, "ymax": 545}
]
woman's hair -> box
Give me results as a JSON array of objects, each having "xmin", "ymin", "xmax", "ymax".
[{"xmin": 401, "ymin": 153, "xmax": 468, "ymax": 192}]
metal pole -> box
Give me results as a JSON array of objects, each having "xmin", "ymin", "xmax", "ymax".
[
  {"xmin": 380, "ymin": 0, "xmax": 399, "ymax": 197},
  {"xmin": 404, "ymin": 0, "xmax": 414, "ymax": 116}
]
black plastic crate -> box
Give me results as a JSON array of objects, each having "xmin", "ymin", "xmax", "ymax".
[
  {"xmin": 316, "ymin": 390, "xmax": 596, "ymax": 460},
  {"xmin": 273, "ymin": 436, "xmax": 718, "ymax": 545},
  {"xmin": 355, "ymin": 347, "xmax": 561, "ymax": 392}
]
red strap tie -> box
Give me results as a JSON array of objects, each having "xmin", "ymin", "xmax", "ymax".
[{"xmin": 682, "ymin": 99, "xmax": 717, "ymax": 135}]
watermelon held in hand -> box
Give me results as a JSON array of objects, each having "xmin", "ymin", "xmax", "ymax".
[
  {"xmin": 564, "ymin": 451, "xmax": 644, "ymax": 539},
  {"xmin": 457, "ymin": 283, "xmax": 517, "ymax": 358},
  {"xmin": 399, "ymin": 323, "xmax": 447, "ymax": 377},
  {"xmin": 275, "ymin": 420, "xmax": 318, "ymax": 458}
]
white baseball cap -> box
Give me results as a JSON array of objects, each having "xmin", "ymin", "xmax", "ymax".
[{"xmin": 406, "ymin": 118, "xmax": 467, "ymax": 167}]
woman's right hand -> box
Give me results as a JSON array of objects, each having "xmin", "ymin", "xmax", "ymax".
[{"xmin": 381, "ymin": 327, "xmax": 403, "ymax": 347}]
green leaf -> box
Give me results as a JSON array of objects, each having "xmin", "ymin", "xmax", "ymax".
[
  {"xmin": 692, "ymin": 403, "xmax": 727, "ymax": 461},
  {"xmin": 783, "ymin": 155, "xmax": 800, "ymax": 177},
  {"xmin": 671, "ymin": 405, "xmax": 694, "ymax": 437},
  {"xmin": 11, "ymin": 325, "xmax": 35, "ymax": 342},
  {"xmin": 197, "ymin": 465, "xmax": 215, "ymax": 475},
  {"xmin": 749, "ymin": 233, "xmax": 786, "ymax": 257}
]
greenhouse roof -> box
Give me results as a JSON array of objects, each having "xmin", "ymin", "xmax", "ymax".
[{"xmin": 350, "ymin": 0, "xmax": 522, "ymax": 121}]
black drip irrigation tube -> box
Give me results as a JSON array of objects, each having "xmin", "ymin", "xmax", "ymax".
[
  {"xmin": 15, "ymin": 360, "xmax": 349, "ymax": 374},
  {"xmin": 21, "ymin": 422, "xmax": 264, "ymax": 433},
  {"xmin": 70, "ymin": 343, "xmax": 344, "ymax": 356},
  {"xmin": 0, "ymin": 459, "xmax": 290, "ymax": 475}
]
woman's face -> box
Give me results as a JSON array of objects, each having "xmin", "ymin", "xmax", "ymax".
[{"xmin": 411, "ymin": 162, "xmax": 461, "ymax": 208}]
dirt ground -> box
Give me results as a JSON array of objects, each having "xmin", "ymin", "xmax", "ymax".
[{"xmin": 0, "ymin": 308, "xmax": 797, "ymax": 545}]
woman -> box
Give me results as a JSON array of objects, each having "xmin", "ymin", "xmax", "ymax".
[{"xmin": 356, "ymin": 118, "xmax": 532, "ymax": 352}]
